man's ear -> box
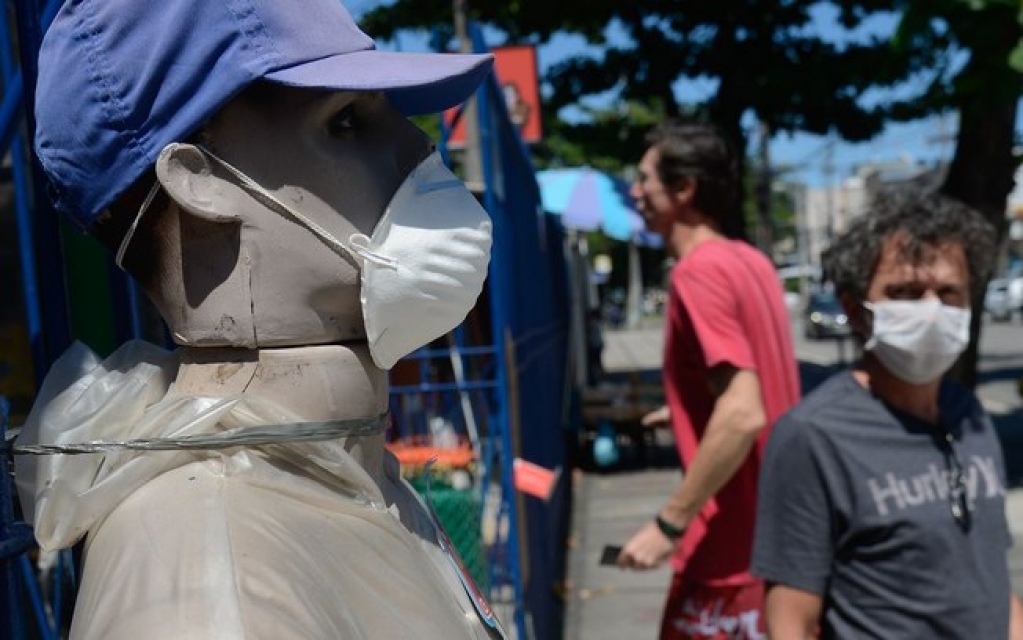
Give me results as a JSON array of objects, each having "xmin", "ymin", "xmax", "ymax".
[
  {"xmin": 155, "ymin": 143, "xmax": 240, "ymax": 223},
  {"xmin": 840, "ymin": 291, "xmax": 869, "ymax": 336},
  {"xmin": 674, "ymin": 177, "xmax": 697, "ymax": 207}
]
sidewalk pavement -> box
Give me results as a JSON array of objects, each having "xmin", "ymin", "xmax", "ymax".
[
  {"xmin": 563, "ymin": 324, "xmax": 1023, "ymax": 639},
  {"xmin": 563, "ymin": 468, "xmax": 676, "ymax": 640}
]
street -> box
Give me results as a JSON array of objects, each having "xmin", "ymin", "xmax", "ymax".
[
  {"xmin": 575, "ymin": 309, "xmax": 1023, "ymax": 640},
  {"xmin": 795, "ymin": 314, "xmax": 1023, "ymax": 413},
  {"xmin": 603, "ymin": 311, "xmax": 1023, "ymax": 417},
  {"xmin": 601, "ymin": 311, "xmax": 1023, "ymax": 472}
]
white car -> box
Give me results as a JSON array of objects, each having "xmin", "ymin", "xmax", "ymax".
[{"xmin": 985, "ymin": 278, "xmax": 1023, "ymax": 322}]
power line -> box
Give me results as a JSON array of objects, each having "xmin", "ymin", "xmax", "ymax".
[
  {"xmin": 782, "ymin": 117, "xmax": 958, "ymax": 172},
  {"xmin": 791, "ymin": 138, "xmax": 835, "ymax": 167}
]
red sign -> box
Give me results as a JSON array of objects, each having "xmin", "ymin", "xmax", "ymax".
[{"xmin": 445, "ymin": 44, "xmax": 543, "ymax": 146}]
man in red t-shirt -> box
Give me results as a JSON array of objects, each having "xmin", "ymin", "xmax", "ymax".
[{"xmin": 618, "ymin": 122, "xmax": 800, "ymax": 639}]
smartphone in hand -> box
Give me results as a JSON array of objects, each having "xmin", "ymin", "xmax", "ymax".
[{"xmin": 599, "ymin": 545, "xmax": 623, "ymax": 566}]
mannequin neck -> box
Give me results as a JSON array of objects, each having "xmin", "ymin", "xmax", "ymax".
[{"xmin": 173, "ymin": 343, "xmax": 390, "ymax": 470}]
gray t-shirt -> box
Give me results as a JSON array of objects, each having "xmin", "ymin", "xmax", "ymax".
[{"xmin": 752, "ymin": 372, "xmax": 1012, "ymax": 639}]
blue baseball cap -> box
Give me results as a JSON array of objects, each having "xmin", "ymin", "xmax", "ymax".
[{"xmin": 34, "ymin": 0, "xmax": 494, "ymax": 230}]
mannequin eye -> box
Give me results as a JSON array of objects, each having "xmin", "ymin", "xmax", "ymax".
[{"xmin": 327, "ymin": 105, "xmax": 357, "ymax": 136}]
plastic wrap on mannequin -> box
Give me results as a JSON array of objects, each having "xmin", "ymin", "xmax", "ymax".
[{"xmin": 18, "ymin": 84, "xmax": 499, "ymax": 639}]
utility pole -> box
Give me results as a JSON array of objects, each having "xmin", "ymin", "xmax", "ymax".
[
  {"xmin": 453, "ymin": 0, "xmax": 483, "ymax": 191},
  {"xmin": 822, "ymin": 137, "xmax": 835, "ymax": 242},
  {"xmin": 926, "ymin": 114, "xmax": 956, "ymax": 158},
  {"xmin": 755, "ymin": 120, "xmax": 774, "ymax": 257},
  {"xmin": 793, "ymin": 182, "xmax": 811, "ymax": 301}
]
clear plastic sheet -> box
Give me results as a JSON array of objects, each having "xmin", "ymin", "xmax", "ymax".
[{"xmin": 15, "ymin": 341, "xmax": 497, "ymax": 639}]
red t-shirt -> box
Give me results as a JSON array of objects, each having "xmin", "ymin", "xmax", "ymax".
[{"xmin": 663, "ymin": 238, "xmax": 800, "ymax": 585}]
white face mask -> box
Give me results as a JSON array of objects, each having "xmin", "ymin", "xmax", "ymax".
[
  {"xmin": 864, "ymin": 298, "xmax": 970, "ymax": 384},
  {"xmin": 348, "ymin": 152, "xmax": 492, "ymax": 369},
  {"xmin": 121, "ymin": 148, "xmax": 492, "ymax": 370}
]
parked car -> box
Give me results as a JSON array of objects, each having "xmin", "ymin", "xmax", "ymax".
[
  {"xmin": 985, "ymin": 278, "xmax": 1023, "ymax": 322},
  {"xmin": 803, "ymin": 290, "xmax": 851, "ymax": 339}
]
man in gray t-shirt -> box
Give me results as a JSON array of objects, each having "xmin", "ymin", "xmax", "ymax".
[{"xmin": 751, "ymin": 190, "xmax": 1023, "ymax": 638}]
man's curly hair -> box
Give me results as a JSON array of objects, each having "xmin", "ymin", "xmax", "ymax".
[{"xmin": 823, "ymin": 189, "xmax": 998, "ymax": 305}]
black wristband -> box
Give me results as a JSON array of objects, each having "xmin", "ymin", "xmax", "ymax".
[{"xmin": 655, "ymin": 514, "xmax": 686, "ymax": 539}]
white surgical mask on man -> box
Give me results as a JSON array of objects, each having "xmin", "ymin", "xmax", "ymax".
[
  {"xmin": 864, "ymin": 298, "xmax": 970, "ymax": 384},
  {"xmin": 120, "ymin": 148, "xmax": 492, "ymax": 370}
]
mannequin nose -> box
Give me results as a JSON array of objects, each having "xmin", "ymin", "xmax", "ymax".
[{"xmin": 394, "ymin": 130, "xmax": 433, "ymax": 178}]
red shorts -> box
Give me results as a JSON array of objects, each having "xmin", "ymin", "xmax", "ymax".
[{"xmin": 659, "ymin": 574, "xmax": 765, "ymax": 640}]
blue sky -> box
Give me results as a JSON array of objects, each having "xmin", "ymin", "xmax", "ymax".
[{"xmin": 351, "ymin": 2, "xmax": 1020, "ymax": 189}]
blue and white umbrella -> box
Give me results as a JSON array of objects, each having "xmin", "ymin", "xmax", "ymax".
[{"xmin": 536, "ymin": 167, "xmax": 657, "ymax": 245}]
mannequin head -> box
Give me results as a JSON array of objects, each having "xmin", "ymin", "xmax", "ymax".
[
  {"xmin": 92, "ymin": 84, "xmax": 433, "ymax": 347},
  {"xmin": 34, "ymin": 0, "xmax": 492, "ymax": 352}
]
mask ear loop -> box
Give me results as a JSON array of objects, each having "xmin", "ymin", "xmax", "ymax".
[
  {"xmin": 196, "ymin": 145, "xmax": 362, "ymax": 271},
  {"xmin": 348, "ymin": 234, "xmax": 398, "ymax": 270},
  {"xmin": 115, "ymin": 180, "xmax": 162, "ymax": 271}
]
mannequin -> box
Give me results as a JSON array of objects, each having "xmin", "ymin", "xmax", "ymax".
[
  {"xmin": 17, "ymin": 0, "xmax": 500, "ymax": 637},
  {"xmin": 104, "ymin": 82, "xmax": 439, "ymax": 534},
  {"xmin": 107, "ymin": 85, "xmax": 431, "ymax": 348}
]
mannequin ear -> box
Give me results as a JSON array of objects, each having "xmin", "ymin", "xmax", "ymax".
[{"xmin": 155, "ymin": 143, "xmax": 240, "ymax": 222}]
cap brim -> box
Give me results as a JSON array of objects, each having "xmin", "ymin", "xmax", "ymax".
[{"xmin": 265, "ymin": 50, "xmax": 494, "ymax": 116}]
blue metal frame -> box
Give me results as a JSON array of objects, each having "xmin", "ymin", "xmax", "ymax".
[
  {"xmin": 5, "ymin": 0, "xmax": 62, "ymax": 392},
  {"xmin": 418, "ymin": 24, "xmax": 575, "ymax": 639},
  {"xmin": 2, "ymin": 3, "xmax": 83, "ymax": 637},
  {"xmin": 12, "ymin": 0, "xmax": 71, "ymax": 383},
  {"xmin": 1, "ymin": 397, "xmax": 33, "ymax": 639},
  {"xmin": 475, "ymin": 57, "xmax": 530, "ymax": 640},
  {"xmin": 1, "ymin": 1, "xmax": 72, "ymax": 637},
  {"xmin": 2, "ymin": 392, "xmax": 68, "ymax": 640},
  {"xmin": 470, "ymin": 30, "xmax": 576, "ymax": 639}
]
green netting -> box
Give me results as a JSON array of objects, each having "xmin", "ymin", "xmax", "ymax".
[{"xmin": 409, "ymin": 477, "xmax": 489, "ymax": 591}]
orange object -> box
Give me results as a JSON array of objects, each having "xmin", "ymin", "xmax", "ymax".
[
  {"xmin": 513, "ymin": 458, "xmax": 560, "ymax": 501},
  {"xmin": 444, "ymin": 45, "xmax": 543, "ymax": 146},
  {"xmin": 386, "ymin": 435, "xmax": 475, "ymax": 473}
]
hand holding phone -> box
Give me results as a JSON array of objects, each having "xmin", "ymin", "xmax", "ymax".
[{"xmin": 599, "ymin": 545, "xmax": 623, "ymax": 566}]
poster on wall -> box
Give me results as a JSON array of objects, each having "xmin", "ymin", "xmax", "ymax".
[{"xmin": 445, "ymin": 44, "xmax": 543, "ymax": 146}]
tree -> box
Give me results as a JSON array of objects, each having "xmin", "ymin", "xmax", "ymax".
[
  {"xmin": 943, "ymin": 5, "xmax": 1020, "ymax": 388},
  {"xmin": 362, "ymin": 0, "xmax": 1021, "ymax": 386},
  {"xmin": 884, "ymin": 0, "xmax": 1022, "ymax": 386},
  {"xmin": 529, "ymin": 99, "xmax": 666, "ymax": 175},
  {"xmin": 360, "ymin": 0, "xmax": 935, "ymax": 240}
]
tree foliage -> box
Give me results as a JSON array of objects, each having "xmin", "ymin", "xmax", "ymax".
[
  {"xmin": 361, "ymin": 0, "xmax": 1022, "ymax": 386},
  {"xmin": 361, "ymin": 0, "xmax": 938, "ymax": 240},
  {"xmin": 889, "ymin": 0, "xmax": 1022, "ymax": 386}
]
